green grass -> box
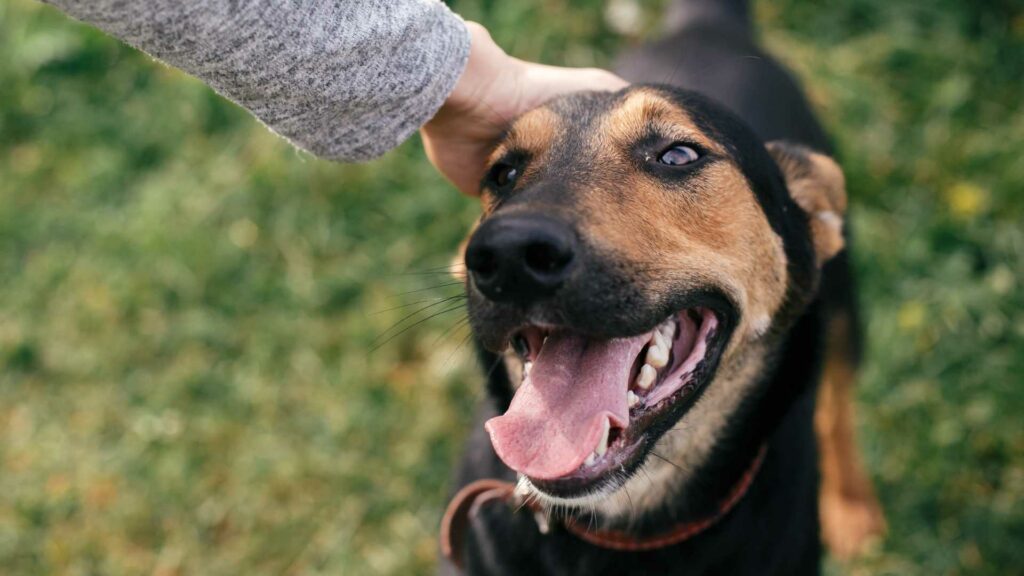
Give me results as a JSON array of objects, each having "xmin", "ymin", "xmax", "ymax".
[{"xmin": 1, "ymin": 0, "xmax": 1022, "ymax": 574}]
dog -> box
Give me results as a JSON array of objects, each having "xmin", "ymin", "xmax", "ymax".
[{"xmin": 439, "ymin": 1, "xmax": 885, "ymax": 573}]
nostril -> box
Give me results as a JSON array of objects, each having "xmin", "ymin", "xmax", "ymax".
[
  {"xmin": 466, "ymin": 246, "xmax": 498, "ymax": 280},
  {"xmin": 524, "ymin": 241, "xmax": 572, "ymax": 275}
]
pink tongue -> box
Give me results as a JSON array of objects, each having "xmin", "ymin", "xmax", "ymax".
[{"xmin": 485, "ymin": 332, "xmax": 651, "ymax": 480}]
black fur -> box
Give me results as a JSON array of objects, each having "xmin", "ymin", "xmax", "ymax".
[{"xmin": 441, "ymin": 1, "xmax": 858, "ymax": 573}]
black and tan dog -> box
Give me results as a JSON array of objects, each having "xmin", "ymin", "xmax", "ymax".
[{"xmin": 440, "ymin": 1, "xmax": 884, "ymax": 573}]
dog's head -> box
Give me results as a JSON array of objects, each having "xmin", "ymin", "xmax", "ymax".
[{"xmin": 461, "ymin": 86, "xmax": 846, "ymax": 516}]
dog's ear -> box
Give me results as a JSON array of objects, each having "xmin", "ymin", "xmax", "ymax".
[{"xmin": 766, "ymin": 141, "xmax": 847, "ymax": 266}]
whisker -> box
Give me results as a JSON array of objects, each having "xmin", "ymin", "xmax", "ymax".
[
  {"xmin": 384, "ymin": 262, "xmax": 466, "ymax": 277},
  {"xmin": 622, "ymin": 484, "xmax": 637, "ymax": 529},
  {"xmin": 639, "ymin": 467, "xmax": 657, "ymax": 493},
  {"xmin": 441, "ymin": 323, "xmax": 475, "ymax": 370},
  {"xmin": 375, "ymin": 270, "xmax": 461, "ymax": 279},
  {"xmin": 650, "ymin": 450, "xmax": 684, "ymax": 472},
  {"xmin": 373, "ymin": 294, "xmax": 466, "ymax": 342},
  {"xmin": 433, "ymin": 315, "xmax": 470, "ymax": 347},
  {"xmin": 482, "ymin": 351, "xmax": 506, "ymax": 380},
  {"xmin": 391, "ymin": 281, "xmax": 464, "ymax": 297},
  {"xmin": 371, "ymin": 303, "xmax": 466, "ymax": 352},
  {"xmin": 371, "ymin": 294, "xmax": 464, "ymax": 315}
]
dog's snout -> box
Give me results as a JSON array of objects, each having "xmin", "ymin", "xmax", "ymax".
[{"xmin": 465, "ymin": 215, "xmax": 577, "ymax": 304}]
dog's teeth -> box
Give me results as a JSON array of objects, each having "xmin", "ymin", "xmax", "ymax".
[
  {"xmin": 628, "ymin": 390, "xmax": 640, "ymax": 408},
  {"xmin": 596, "ymin": 417, "xmax": 610, "ymax": 457},
  {"xmin": 652, "ymin": 330, "xmax": 668, "ymax": 350},
  {"xmin": 663, "ymin": 321, "xmax": 677, "ymax": 339},
  {"xmin": 636, "ymin": 364, "xmax": 657, "ymax": 389},
  {"xmin": 523, "ymin": 361, "xmax": 532, "ymax": 377},
  {"xmin": 646, "ymin": 344, "xmax": 669, "ymax": 369},
  {"xmin": 584, "ymin": 452, "xmax": 597, "ymax": 467}
]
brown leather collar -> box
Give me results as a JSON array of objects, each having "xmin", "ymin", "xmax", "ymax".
[{"xmin": 441, "ymin": 444, "xmax": 768, "ymax": 569}]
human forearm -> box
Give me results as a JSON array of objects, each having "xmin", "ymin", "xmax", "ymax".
[{"xmin": 42, "ymin": 0, "xmax": 470, "ymax": 161}]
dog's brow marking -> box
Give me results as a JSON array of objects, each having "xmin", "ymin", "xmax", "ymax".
[
  {"xmin": 488, "ymin": 106, "xmax": 560, "ymax": 166},
  {"xmin": 482, "ymin": 107, "xmax": 562, "ymax": 208},
  {"xmin": 599, "ymin": 89, "xmax": 723, "ymax": 155}
]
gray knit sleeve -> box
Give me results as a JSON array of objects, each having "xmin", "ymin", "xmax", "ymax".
[{"xmin": 41, "ymin": 0, "xmax": 471, "ymax": 162}]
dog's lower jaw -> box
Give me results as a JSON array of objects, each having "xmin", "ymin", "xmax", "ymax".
[{"xmin": 517, "ymin": 342, "xmax": 773, "ymax": 526}]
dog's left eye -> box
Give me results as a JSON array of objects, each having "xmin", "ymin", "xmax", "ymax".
[
  {"xmin": 658, "ymin": 145, "xmax": 700, "ymax": 166},
  {"xmin": 488, "ymin": 162, "xmax": 520, "ymax": 189}
]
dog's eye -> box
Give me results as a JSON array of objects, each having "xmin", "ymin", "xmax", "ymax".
[
  {"xmin": 658, "ymin": 145, "xmax": 700, "ymax": 166},
  {"xmin": 488, "ymin": 163, "xmax": 520, "ymax": 188}
]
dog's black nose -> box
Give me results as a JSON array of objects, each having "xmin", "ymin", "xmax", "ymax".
[{"xmin": 465, "ymin": 215, "xmax": 577, "ymax": 304}]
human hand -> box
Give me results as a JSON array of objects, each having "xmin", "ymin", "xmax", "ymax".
[{"xmin": 421, "ymin": 22, "xmax": 627, "ymax": 196}]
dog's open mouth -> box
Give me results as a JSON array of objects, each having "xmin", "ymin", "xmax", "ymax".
[{"xmin": 484, "ymin": 307, "xmax": 724, "ymax": 498}]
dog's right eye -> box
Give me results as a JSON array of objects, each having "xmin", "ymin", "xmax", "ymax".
[
  {"xmin": 658, "ymin": 145, "xmax": 701, "ymax": 166},
  {"xmin": 488, "ymin": 163, "xmax": 520, "ymax": 189}
]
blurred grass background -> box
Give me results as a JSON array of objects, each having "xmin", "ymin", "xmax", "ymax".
[{"xmin": 1, "ymin": 0, "xmax": 1022, "ymax": 574}]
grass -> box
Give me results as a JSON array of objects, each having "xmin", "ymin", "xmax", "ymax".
[{"xmin": 1, "ymin": 0, "xmax": 1022, "ymax": 574}]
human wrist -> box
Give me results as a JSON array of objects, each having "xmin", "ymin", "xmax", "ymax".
[{"xmin": 442, "ymin": 22, "xmax": 524, "ymax": 122}]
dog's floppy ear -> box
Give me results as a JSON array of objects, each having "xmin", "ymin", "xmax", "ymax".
[{"xmin": 766, "ymin": 141, "xmax": 847, "ymax": 266}]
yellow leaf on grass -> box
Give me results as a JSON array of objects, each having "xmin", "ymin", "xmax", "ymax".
[
  {"xmin": 944, "ymin": 181, "xmax": 989, "ymax": 220},
  {"xmin": 898, "ymin": 301, "xmax": 926, "ymax": 332}
]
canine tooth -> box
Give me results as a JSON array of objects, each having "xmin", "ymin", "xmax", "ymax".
[
  {"xmin": 652, "ymin": 330, "xmax": 668, "ymax": 350},
  {"xmin": 596, "ymin": 417, "xmax": 611, "ymax": 457},
  {"xmin": 646, "ymin": 344, "xmax": 669, "ymax": 369},
  {"xmin": 636, "ymin": 364, "xmax": 657, "ymax": 389},
  {"xmin": 628, "ymin": 390, "xmax": 640, "ymax": 408},
  {"xmin": 661, "ymin": 321, "xmax": 676, "ymax": 339},
  {"xmin": 523, "ymin": 361, "xmax": 533, "ymax": 377},
  {"xmin": 584, "ymin": 452, "xmax": 597, "ymax": 467}
]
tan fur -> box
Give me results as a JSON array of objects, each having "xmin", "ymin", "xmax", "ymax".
[
  {"xmin": 450, "ymin": 235, "xmax": 471, "ymax": 282},
  {"xmin": 493, "ymin": 107, "xmax": 560, "ymax": 159},
  {"xmin": 815, "ymin": 312, "xmax": 886, "ymax": 558}
]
